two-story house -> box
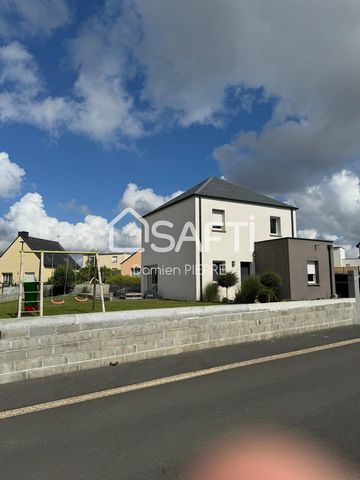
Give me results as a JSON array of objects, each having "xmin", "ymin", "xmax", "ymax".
[
  {"xmin": 141, "ymin": 176, "xmax": 297, "ymax": 300},
  {"xmin": 0, "ymin": 231, "xmax": 80, "ymax": 285}
]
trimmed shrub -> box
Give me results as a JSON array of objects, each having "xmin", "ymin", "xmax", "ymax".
[
  {"xmin": 234, "ymin": 275, "xmax": 262, "ymax": 304},
  {"xmin": 203, "ymin": 282, "xmax": 220, "ymax": 303},
  {"xmin": 259, "ymin": 271, "xmax": 282, "ymax": 300},
  {"xmin": 107, "ymin": 275, "xmax": 141, "ymax": 286},
  {"xmin": 217, "ymin": 271, "xmax": 239, "ymax": 299},
  {"xmin": 258, "ymin": 287, "xmax": 276, "ymax": 303}
]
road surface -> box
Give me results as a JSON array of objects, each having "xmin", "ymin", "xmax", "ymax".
[{"xmin": 0, "ymin": 325, "xmax": 359, "ymax": 480}]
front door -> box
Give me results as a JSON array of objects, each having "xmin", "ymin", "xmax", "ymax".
[{"xmin": 240, "ymin": 262, "xmax": 251, "ymax": 281}]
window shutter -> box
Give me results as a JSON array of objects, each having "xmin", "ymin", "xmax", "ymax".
[{"xmin": 212, "ymin": 210, "xmax": 224, "ymax": 229}]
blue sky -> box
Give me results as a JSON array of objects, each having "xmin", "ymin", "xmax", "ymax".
[{"xmin": 0, "ymin": 0, "xmax": 359, "ymax": 252}]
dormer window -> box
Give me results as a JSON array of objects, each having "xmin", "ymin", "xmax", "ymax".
[{"xmin": 212, "ymin": 209, "xmax": 225, "ymax": 231}]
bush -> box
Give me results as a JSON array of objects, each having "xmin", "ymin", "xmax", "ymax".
[
  {"xmin": 50, "ymin": 265, "xmax": 75, "ymax": 295},
  {"xmin": 259, "ymin": 271, "xmax": 282, "ymax": 300},
  {"xmin": 234, "ymin": 275, "xmax": 262, "ymax": 304},
  {"xmin": 221, "ymin": 297, "xmax": 229, "ymax": 303},
  {"xmin": 203, "ymin": 282, "xmax": 220, "ymax": 302},
  {"xmin": 217, "ymin": 271, "xmax": 239, "ymax": 299},
  {"xmin": 107, "ymin": 274, "xmax": 141, "ymax": 287},
  {"xmin": 258, "ymin": 287, "xmax": 276, "ymax": 303}
]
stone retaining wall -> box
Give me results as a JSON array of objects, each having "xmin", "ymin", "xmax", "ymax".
[{"xmin": 0, "ymin": 299, "xmax": 357, "ymax": 384}]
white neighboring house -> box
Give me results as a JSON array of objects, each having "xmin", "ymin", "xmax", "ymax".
[
  {"xmin": 141, "ymin": 176, "xmax": 297, "ymax": 301},
  {"xmin": 333, "ymin": 244, "xmax": 360, "ymax": 271}
]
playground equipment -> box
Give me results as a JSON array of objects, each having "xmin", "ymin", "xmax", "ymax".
[{"xmin": 17, "ymin": 249, "xmax": 105, "ymax": 318}]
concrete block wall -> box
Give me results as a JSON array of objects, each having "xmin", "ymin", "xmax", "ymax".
[{"xmin": 0, "ymin": 299, "xmax": 357, "ymax": 384}]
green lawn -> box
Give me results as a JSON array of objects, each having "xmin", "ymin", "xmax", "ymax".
[{"xmin": 0, "ymin": 297, "xmax": 213, "ymax": 320}]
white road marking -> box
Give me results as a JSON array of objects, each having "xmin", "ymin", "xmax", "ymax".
[{"xmin": 1, "ymin": 337, "xmax": 359, "ymax": 421}]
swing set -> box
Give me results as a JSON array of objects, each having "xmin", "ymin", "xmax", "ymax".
[{"xmin": 17, "ymin": 248, "xmax": 106, "ymax": 318}]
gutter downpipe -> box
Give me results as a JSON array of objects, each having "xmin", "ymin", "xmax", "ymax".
[
  {"xmin": 327, "ymin": 244, "xmax": 335, "ymax": 297},
  {"xmin": 198, "ymin": 196, "xmax": 203, "ymax": 301}
]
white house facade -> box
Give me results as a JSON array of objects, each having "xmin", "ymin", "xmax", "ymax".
[{"xmin": 141, "ymin": 176, "xmax": 297, "ymax": 301}]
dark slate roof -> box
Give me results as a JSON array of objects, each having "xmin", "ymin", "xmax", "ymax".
[
  {"xmin": 144, "ymin": 176, "xmax": 297, "ymax": 217},
  {"xmin": 21, "ymin": 234, "xmax": 81, "ymax": 269}
]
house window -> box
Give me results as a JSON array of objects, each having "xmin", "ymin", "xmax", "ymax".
[
  {"xmin": 131, "ymin": 266, "xmax": 141, "ymax": 276},
  {"xmin": 213, "ymin": 261, "xmax": 226, "ymax": 281},
  {"xmin": 111, "ymin": 255, "xmax": 118, "ymax": 263},
  {"xmin": 307, "ymin": 261, "xmax": 319, "ymax": 285},
  {"xmin": 212, "ymin": 209, "xmax": 225, "ymax": 231},
  {"xmin": 270, "ymin": 216, "xmax": 281, "ymax": 236},
  {"xmin": 2, "ymin": 273, "xmax": 13, "ymax": 286}
]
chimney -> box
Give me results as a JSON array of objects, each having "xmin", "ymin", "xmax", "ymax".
[{"xmin": 18, "ymin": 231, "xmax": 29, "ymax": 239}]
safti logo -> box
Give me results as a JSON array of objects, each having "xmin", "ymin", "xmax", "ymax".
[
  {"xmin": 107, "ymin": 207, "xmax": 149, "ymax": 252},
  {"xmin": 108, "ymin": 208, "xmax": 255, "ymax": 253}
]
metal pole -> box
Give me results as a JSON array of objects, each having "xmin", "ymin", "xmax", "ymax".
[
  {"xmin": 96, "ymin": 253, "xmax": 106, "ymax": 313},
  {"xmin": 17, "ymin": 245, "xmax": 24, "ymax": 318},
  {"xmin": 40, "ymin": 251, "xmax": 44, "ymax": 316},
  {"xmin": 92, "ymin": 254, "xmax": 97, "ymax": 311}
]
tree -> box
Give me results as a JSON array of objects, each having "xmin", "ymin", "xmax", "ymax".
[
  {"xmin": 217, "ymin": 271, "xmax": 239, "ymax": 300},
  {"xmin": 50, "ymin": 265, "xmax": 75, "ymax": 295}
]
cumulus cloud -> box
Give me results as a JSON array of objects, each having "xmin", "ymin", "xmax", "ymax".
[
  {"xmin": 67, "ymin": 2, "xmax": 143, "ymax": 143},
  {"xmin": 288, "ymin": 170, "xmax": 360, "ymax": 251},
  {"xmin": 119, "ymin": 182, "xmax": 182, "ymax": 215},
  {"xmin": 0, "ymin": 0, "xmax": 71, "ymax": 37},
  {"xmin": 0, "ymin": 192, "xmax": 141, "ymax": 253},
  {"xmin": 0, "ymin": 167, "xmax": 182, "ymax": 252},
  {"xmin": 0, "ymin": 151, "xmax": 25, "ymax": 198},
  {"xmin": 0, "ymin": 42, "xmax": 73, "ymax": 133}
]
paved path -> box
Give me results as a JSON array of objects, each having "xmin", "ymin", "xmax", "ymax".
[{"xmin": 0, "ymin": 325, "xmax": 359, "ymax": 480}]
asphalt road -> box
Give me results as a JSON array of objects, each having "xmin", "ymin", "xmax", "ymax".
[{"xmin": 0, "ymin": 325, "xmax": 359, "ymax": 480}]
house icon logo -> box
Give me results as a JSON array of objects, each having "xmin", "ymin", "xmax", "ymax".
[{"xmin": 107, "ymin": 207, "xmax": 149, "ymax": 252}]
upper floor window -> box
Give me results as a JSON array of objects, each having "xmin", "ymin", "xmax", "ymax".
[
  {"xmin": 112, "ymin": 255, "xmax": 118, "ymax": 263},
  {"xmin": 307, "ymin": 261, "xmax": 319, "ymax": 285},
  {"xmin": 270, "ymin": 216, "xmax": 281, "ymax": 236},
  {"xmin": 212, "ymin": 209, "xmax": 225, "ymax": 231}
]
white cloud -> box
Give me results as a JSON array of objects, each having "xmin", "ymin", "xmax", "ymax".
[
  {"xmin": 288, "ymin": 170, "xmax": 360, "ymax": 251},
  {"xmin": 0, "ymin": 151, "xmax": 25, "ymax": 198},
  {"xmin": 0, "ymin": 192, "xmax": 141, "ymax": 253},
  {"xmin": 0, "ymin": 169, "xmax": 182, "ymax": 252},
  {"xmin": 67, "ymin": 3, "xmax": 144, "ymax": 143},
  {"xmin": 0, "ymin": 42, "xmax": 74, "ymax": 133},
  {"xmin": 119, "ymin": 182, "xmax": 182, "ymax": 215},
  {"xmin": 0, "ymin": 0, "xmax": 71, "ymax": 37}
]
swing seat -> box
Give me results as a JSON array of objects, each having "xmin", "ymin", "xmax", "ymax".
[
  {"xmin": 51, "ymin": 299, "xmax": 65, "ymax": 305},
  {"xmin": 75, "ymin": 296, "xmax": 88, "ymax": 303}
]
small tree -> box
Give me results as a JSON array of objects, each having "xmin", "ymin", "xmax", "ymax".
[
  {"xmin": 50, "ymin": 265, "xmax": 75, "ymax": 295},
  {"xmin": 77, "ymin": 265, "xmax": 115, "ymax": 284},
  {"xmin": 217, "ymin": 271, "xmax": 238, "ymax": 300}
]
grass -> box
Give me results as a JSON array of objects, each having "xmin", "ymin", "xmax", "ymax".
[{"xmin": 0, "ymin": 296, "xmax": 214, "ymax": 320}]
